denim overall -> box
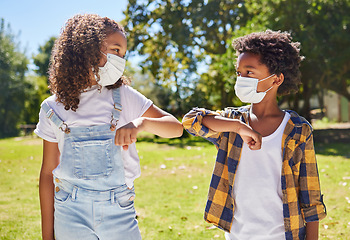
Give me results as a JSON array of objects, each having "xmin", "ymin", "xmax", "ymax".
[{"xmin": 42, "ymin": 87, "xmax": 141, "ymax": 240}]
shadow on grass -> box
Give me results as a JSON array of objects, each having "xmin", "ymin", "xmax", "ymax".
[
  {"xmin": 137, "ymin": 130, "xmax": 213, "ymax": 148},
  {"xmin": 138, "ymin": 130, "xmax": 349, "ymax": 158},
  {"xmin": 138, "ymin": 135, "xmax": 212, "ymax": 148},
  {"xmin": 315, "ymin": 143, "xmax": 350, "ymax": 158}
]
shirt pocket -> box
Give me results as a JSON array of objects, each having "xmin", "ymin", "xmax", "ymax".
[{"xmin": 72, "ymin": 138, "xmax": 114, "ymax": 179}]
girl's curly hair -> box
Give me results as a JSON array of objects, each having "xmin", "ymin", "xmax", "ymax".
[
  {"xmin": 49, "ymin": 14, "xmax": 128, "ymax": 111},
  {"xmin": 232, "ymin": 30, "xmax": 304, "ymax": 96}
]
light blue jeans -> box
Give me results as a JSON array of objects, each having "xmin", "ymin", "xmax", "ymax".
[{"xmin": 54, "ymin": 179, "xmax": 141, "ymax": 240}]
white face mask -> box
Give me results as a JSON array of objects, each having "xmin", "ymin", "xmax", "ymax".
[
  {"xmin": 234, "ymin": 74, "xmax": 275, "ymax": 103},
  {"xmin": 97, "ymin": 52, "xmax": 126, "ymax": 86}
]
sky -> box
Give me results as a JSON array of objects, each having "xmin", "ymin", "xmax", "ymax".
[{"xmin": 0, "ymin": 0, "xmax": 129, "ymax": 59}]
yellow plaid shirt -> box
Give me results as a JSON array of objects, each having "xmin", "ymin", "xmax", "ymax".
[{"xmin": 182, "ymin": 106, "xmax": 326, "ymax": 240}]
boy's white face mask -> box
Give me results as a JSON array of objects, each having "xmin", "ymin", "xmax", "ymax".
[
  {"xmin": 97, "ymin": 52, "xmax": 126, "ymax": 86},
  {"xmin": 234, "ymin": 74, "xmax": 275, "ymax": 104}
]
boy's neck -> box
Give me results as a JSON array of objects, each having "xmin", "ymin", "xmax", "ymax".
[
  {"xmin": 250, "ymin": 100, "xmax": 283, "ymax": 118},
  {"xmin": 249, "ymin": 100, "xmax": 285, "ymax": 137}
]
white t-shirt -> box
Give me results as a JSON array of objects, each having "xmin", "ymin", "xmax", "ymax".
[
  {"xmin": 225, "ymin": 111, "xmax": 290, "ymax": 240},
  {"xmin": 34, "ymin": 84, "xmax": 153, "ymax": 188}
]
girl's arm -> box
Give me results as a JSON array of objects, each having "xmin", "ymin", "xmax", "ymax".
[
  {"xmin": 39, "ymin": 140, "xmax": 60, "ymax": 240},
  {"xmin": 202, "ymin": 115, "xmax": 262, "ymax": 150},
  {"xmin": 115, "ymin": 104, "xmax": 183, "ymax": 150}
]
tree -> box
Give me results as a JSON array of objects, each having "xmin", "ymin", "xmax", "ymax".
[
  {"xmin": 32, "ymin": 37, "xmax": 56, "ymax": 78},
  {"xmin": 242, "ymin": 0, "xmax": 350, "ymax": 120},
  {"xmin": 124, "ymin": 0, "xmax": 250, "ymax": 114},
  {"xmin": 23, "ymin": 37, "xmax": 56, "ymax": 124},
  {"xmin": 0, "ymin": 19, "xmax": 29, "ymax": 137}
]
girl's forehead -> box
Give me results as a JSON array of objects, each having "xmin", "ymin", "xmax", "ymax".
[{"xmin": 104, "ymin": 31, "xmax": 127, "ymax": 48}]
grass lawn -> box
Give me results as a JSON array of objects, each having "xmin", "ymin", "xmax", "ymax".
[{"xmin": 0, "ymin": 136, "xmax": 349, "ymax": 239}]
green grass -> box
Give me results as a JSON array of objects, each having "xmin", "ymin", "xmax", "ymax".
[{"xmin": 0, "ymin": 136, "xmax": 349, "ymax": 239}]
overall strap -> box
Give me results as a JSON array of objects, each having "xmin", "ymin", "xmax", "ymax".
[
  {"xmin": 112, "ymin": 87, "xmax": 122, "ymax": 121},
  {"xmin": 42, "ymin": 103, "xmax": 70, "ymax": 133}
]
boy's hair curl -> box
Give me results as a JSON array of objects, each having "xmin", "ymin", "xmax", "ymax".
[
  {"xmin": 233, "ymin": 30, "xmax": 304, "ymax": 96},
  {"xmin": 49, "ymin": 14, "xmax": 127, "ymax": 111}
]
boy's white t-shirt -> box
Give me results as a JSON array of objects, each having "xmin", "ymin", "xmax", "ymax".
[
  {"xmin": 34, "ymin": 84, "xmax": 153, "ymax": 188},
  {"xmin": 225, "ymin": 111, "xmax": 291, "ymax": 240}
]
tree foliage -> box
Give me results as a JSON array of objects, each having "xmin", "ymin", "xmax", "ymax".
[
  {"xmin": 242, "ymin": 0, "xmax": 350, "ymax": 120},
  {"xmin": 23, "ymin": 37, "xmax": 56, "ymax": 125},
  {"xmin": 124, "ymin": 0, "xmax": 350, "ymax": 119},
  {"xmin": 124, "ymin": 0, "xmax": 249, "ymax": 113},
  {"xmin": 0, "ymin": 19, "xmax": 29, "ymax": 137},
  {"xmin": 32, "ymin": 36, "xmax": 56, "ymax": 77}
]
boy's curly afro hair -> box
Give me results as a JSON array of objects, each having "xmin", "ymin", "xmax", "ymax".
[
  {"xmin": 49, "ymin": 14, "xmax": 127, "ymax": 111},
  {"xmin": 232, "ymin": 30, "xmax": 304, "ymax": 96}
]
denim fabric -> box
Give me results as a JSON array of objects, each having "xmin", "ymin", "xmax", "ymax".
[
  {"xmin": 45, "ymin": 88, "xmax": 141, "ymax": 239},
  {"xmin": 54, "ymin": 178, "xmax": 141, "ymax": 240},
  {"xmin": 52, "ymin": 124, "xmax": 141, "ymax": 240},
  {"xmin": 53, "ymin": 124, "xmax": 126, "ymax": 190}
]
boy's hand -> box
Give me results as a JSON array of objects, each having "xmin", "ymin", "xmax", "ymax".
[
  {"xmin": 115, "ymin": 118, "xmax": 144, "ymax": 150},
  {"xmin": 237, "ymin": 124, "xmax": 262, "ymax": 150}
]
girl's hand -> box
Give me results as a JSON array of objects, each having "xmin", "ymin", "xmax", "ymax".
[
  {"xmin": 115, "ymin": 118, "xmax": 144, "ymax": 150},
  {"xmin": 237, "ymin": 124, "xmax": 262, "ymax": 150}
]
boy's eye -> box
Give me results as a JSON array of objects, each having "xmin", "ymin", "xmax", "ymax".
[{"xmin": 236, "ymin": 72, "xmax": 241, "ymax": 76}]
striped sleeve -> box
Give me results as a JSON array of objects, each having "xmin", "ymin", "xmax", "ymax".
[
  {"xmin": 182, "ymin": 108, "xmax": 223, "ymax": 146},
  {"xmin": 299, "ymin": 125, "xmax": 327, "ymax": 222}
]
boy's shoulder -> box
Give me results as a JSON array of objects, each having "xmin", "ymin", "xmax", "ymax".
[
  {"xmin": 223, "ymin": 105, "xmax": 250, "ymax": 119},
  {"xmin": 285, "ymin": 110, "xmax": 313, "ymax": 131}
]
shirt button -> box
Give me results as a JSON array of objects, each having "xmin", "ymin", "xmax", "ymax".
[{"xmin": 55, "ymin": 186, "xmax": 60, "ymax": 193}]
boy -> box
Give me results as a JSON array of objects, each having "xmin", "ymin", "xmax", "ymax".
[{"xmin": 182, "ymin": 30, "xmax": 326, "ymax": 240}]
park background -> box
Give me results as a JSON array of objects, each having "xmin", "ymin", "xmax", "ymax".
[{"xmin": 0, "ymin": 0, "xmax": 349, "ymax": 239}]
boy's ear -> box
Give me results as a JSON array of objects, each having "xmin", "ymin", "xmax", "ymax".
[{"xmin": 274, "ymin": 73, "xmax": 284, "ymax": 86}]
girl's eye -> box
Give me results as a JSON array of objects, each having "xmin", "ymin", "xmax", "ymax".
[
  {"xmin": 247, "ymin": 71, "xmax": 253, "ymax": 75},
  {"xmin": 236, "ymin": 72, "xmax": 241, "ymax": 76}
]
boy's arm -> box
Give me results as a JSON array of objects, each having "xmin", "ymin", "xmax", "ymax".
[
  {"xmin": 39, "ymin": 140, "xmax": 60, "ymax": 240},
  {"xmin": 182, "ymin": 107, "xmax": 261, "ymax": 149},
  {"xmin": 202, "ymin": 115, "xmax": 262, "ymax": 150},
  {"xmin": 299, "ymin": 127, "xmax": 326, "ymax": 229},
  {"xmin": 182, "ymin": 108, "xmax": 222, "ymax": 145},
  {"xmin": 306, "ymin": 221, "xmax": 319, "ymax": 240}
]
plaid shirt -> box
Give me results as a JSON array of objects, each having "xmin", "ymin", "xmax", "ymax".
[{"xmin": 182, "ymin": 106, "xmax": 326, "ymax": 240}]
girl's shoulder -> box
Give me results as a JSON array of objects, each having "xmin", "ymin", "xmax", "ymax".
[{"xmin": 41, "ymin": 94, "xmax": 62, "ymax": 111}]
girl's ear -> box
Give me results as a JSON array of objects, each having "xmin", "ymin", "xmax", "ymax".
[{"xmin": 274, "ymin": 73, "xmax": 284, "ymax": 86}]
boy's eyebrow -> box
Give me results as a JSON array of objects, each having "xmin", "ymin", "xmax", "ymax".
[
  {"xmin": 236, "ymin": 64, "xmax": 258, "ymax": 70},
  {"xmin": 243, "ymin": 65, "xmax": 257, "ymax": 69}
]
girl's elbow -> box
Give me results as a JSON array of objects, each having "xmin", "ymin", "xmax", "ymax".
[
  {"xmin": 171, "ymin": 122, "xmax": 184, "ymax": 138},
  {"xmin": 176, "ymin": 125, "xmax": 184, "ymax": 137}
]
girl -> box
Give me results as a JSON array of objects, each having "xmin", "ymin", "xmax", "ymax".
[{"xmin": 35, "ymin": 14, "xmax": 183, "ymax": 240}]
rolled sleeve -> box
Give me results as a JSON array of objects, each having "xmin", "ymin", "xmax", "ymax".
[
  {"xmin": 34, "ymin": 105, "xmax": 58, "ymax": 143},
  {"xmin": 182, "ymin": 108, "xmax": 222, "ymax": 146},
  {"xmin": 299, "ymin": 130, "xmax": 327, "ymax": 222}
]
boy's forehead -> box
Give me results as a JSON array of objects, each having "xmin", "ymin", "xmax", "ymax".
[{"xmin": 236, "ymin": 52, "xmax": 262, "ymax": 68}]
